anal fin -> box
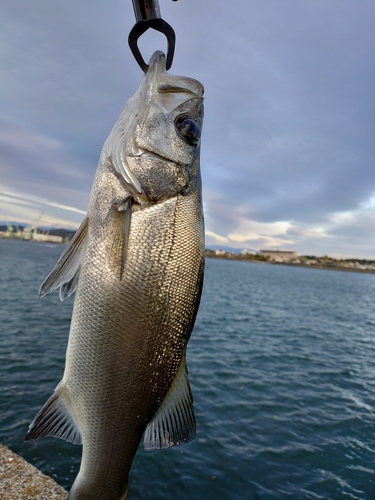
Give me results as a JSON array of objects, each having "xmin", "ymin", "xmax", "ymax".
[
  {"xmin": 144, "ymin": 352, "xmax": 196, "ymax": 451},
  {"xmin": 25, "ymin": 385, "xmax": 82, "ymax": 445}
]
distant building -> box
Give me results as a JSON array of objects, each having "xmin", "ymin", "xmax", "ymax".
[
  {"xmin": 31, "ymin": 233, "xmax": 63, "ymax": 243},
  {"xmin": 259, "ymin": 250, "xmax": 299, "ymax": 262},
  {"xmin": 241, "ymin": 249, "xmax": 256, "ymax": 255}
]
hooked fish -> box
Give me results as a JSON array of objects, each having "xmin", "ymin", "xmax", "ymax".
[{"xmin": 25, "ymin": 51, "xmax": 204, "ymax": 500}]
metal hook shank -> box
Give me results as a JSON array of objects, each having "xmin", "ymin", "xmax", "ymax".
[{"xmin": 132, "ymin": 0, "xmax": 161, "ymax": 22}]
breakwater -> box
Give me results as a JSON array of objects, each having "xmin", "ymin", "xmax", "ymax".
[{"xmin": 0, "ymin": 444, "xmax": 67, "ymax": 499}]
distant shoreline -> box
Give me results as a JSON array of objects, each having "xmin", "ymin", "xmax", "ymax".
[
  {"xmin": 1, "ymin": 237, "xmax": 374, "ymax": 275},
  {"xmin": 205, "ymin": 252, "xmax": 375, "ymax": 275}
]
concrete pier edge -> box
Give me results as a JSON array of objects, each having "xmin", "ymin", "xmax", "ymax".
[{"xmin": 0, "ymin": 444, "xmax": 68, "ymax": 499}]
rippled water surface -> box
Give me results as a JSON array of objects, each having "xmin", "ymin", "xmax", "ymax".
[{"xmin": 1, "ymin": 239, "xmax": 375, "ymax": 499}]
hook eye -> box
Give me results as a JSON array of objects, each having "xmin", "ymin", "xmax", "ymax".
[{"xmin": 128, "ymin": 19, "xmax": 176, "ymax": 72}]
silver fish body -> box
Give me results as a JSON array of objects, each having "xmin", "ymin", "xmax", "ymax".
[{"xmin": 25, "ymin": 51, "xmax": 204, "ymax": 500}]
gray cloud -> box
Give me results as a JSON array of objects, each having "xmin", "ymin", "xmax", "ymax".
[{"xmin": 1, "ymin": 0, "xmax": 375, "ymax": 257}]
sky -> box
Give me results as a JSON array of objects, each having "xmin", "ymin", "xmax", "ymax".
[{"xmin": 1, "ymin": 0, "xmax": 374, "ymax": 258}]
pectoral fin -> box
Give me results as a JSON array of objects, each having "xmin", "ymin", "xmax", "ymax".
[
  {"xmin": 39, "ymin": 217, "xmax": 89, "ymax": 300},
  {"xmin": 59, "ymin": 265, "xmax": 81, "ymax": 301},
  {"xmin": 25, "ymin": 385, "xmax": 82, "ymax": 445},
  {"xmin": 144, "ymin": 353, "xmax": 196, "ymax": 451},
  {"xmin": 121, "ymin": 199, "xmax": 131, "ymax": 280},
  {"xmin": 106, "ymin": 198, "xmax": 132, "ymax": 281}
]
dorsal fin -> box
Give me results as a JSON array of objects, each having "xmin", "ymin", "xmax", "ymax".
[
  {"xmin": 144, "ymin": 353, "xmax": 196, "ymax": 451},
  {"xmin": 39, "ymin": 217, "xmax": 88, "ymax": 300}
]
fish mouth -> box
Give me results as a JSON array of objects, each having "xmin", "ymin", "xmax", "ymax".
[{"xmin": 129, "ymin": 151, "xmax": 177, "ymax": 164}]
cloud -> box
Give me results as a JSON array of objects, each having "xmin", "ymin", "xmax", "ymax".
[
  {"xmin": 0, "ymin": 191, "xmax": 86, "ymax": 216},
  {"xmin": 1, "ymin": 0, "xmax": 375, "ymax": 257},
  {"xmin": 205, "ymin": 230, "xmax": 229, "ymax": 245},
  {"xmin": 0, "ymin": 190, "xmax": 85, "ymax": 228},
  {"xmin": 0, "ymin": 123, "xmax": 93, "ymax": 224}
]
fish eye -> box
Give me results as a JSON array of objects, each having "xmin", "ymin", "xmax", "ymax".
[{"xmin": 175, "ymin": 116, "xmax": 201, "ymax": 147}]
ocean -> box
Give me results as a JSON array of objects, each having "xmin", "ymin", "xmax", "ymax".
[{"xmin": 1, "ymin": 238, "xmax": 375, "ymax": 499}]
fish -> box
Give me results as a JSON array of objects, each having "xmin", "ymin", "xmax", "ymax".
[{"xmin": 25, "ymin": 50, "xmax": 204, "ymax": 500}]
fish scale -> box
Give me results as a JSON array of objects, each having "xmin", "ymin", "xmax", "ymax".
[{"xmin": 26, "ymin": 51, "xmax": 204, "ymax": 499}]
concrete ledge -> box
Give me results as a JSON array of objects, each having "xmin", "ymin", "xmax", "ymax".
[{"xmin": 0, "ymin": 444, "xmax": 68, "ymax": 499}]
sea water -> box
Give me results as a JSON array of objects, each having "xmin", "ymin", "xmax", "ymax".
[{"xmin": 1, "ymin": 239, "xmax": 375, "ymax": 499}]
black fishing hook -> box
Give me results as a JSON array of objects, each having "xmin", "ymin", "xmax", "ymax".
[{"xmin": 129, "ymin": 0, "xmax": 177, "ymax": 72}]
